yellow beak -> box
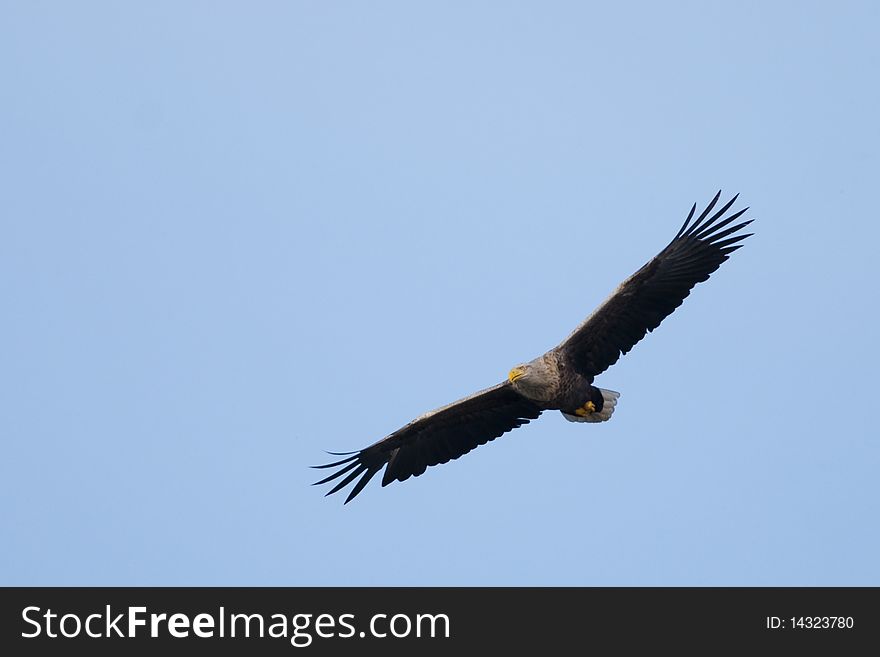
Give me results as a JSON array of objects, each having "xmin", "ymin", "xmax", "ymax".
[{"xmin": 508, "ymin": 366, "xmax": 525, "ymax": 383}]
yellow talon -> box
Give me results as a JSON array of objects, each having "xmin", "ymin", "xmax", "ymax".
[{"xmin": 574, "ymin": 402, "xmax": 596, "ymax": 417}]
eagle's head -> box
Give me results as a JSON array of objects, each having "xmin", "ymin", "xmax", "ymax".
[{"xmin": 507, "ymin": 357, "xmax": 558, "ymax": 401}]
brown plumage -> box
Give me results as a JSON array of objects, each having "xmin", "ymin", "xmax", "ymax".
[{"xmin": 314, "ymin": 191, "xmax": 753, "ymax": 503}]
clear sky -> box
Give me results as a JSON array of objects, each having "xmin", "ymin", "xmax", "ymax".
[{"xmin": 2, "ymin": 2, "xmax": 878, "ymax": 586}]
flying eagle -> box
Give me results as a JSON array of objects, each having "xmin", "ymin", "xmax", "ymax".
[{"xmin": 314, "ymin": 192, "xmax": 752, "ymax": 503}]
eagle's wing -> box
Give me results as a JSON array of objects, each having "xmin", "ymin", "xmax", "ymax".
[
  {"xmin": 558, "ymin": 191, "xmax": 752, "ymax": 379},
  {"xmin": 313, "ymin": 382, "xmax": 543, "ymax": 503}
]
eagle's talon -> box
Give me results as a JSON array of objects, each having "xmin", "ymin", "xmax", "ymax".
[{"xmin": 574, "ymin": 401, "xmax": 596, "ymax": 417}]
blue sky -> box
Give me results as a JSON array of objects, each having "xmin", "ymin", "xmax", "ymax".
[{"xmin": 2, "ymin": 2, "xmax": 878, "ymax": 585}]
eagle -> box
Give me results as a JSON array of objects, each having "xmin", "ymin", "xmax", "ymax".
[{"xmin": 314, "ymin": 191, "xmax": 752, "ymax": 503}]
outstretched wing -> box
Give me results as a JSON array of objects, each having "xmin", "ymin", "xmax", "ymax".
[
  {"xmin": 313, "ymin": 382, "xmax": 543, "ymax": 503},
  {"xmin": 559, "ymin": 191, "xmax": 753, "ymax": 379}
]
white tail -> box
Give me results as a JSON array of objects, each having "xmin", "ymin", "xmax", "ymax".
[{"xmin": 561, "ymin": 388, "xmax": 620, "ymax": 423}]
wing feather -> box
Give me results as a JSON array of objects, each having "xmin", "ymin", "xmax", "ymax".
[
  {"xmin": 558, "ymin": 192, "xmax": 753, "ymax": 379},
  {"xmin": 313, "ymin": 382, "xmax": 542, "ymax": 503}
]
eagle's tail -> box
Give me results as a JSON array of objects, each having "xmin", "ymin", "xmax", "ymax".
[{"xmin": 561, "ymin": 388, "xmax": 620, "ymax": 423}]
